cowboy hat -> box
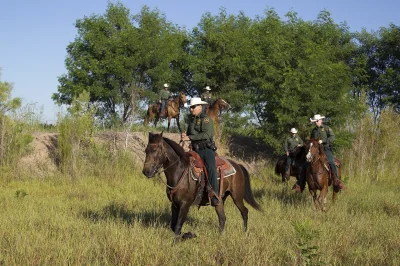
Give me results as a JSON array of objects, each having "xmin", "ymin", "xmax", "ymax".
[
  {"xmin": 187, "ymin": 97, "xmax": 208, "ymax": 107},
  {"xmin": 290, "ymin": 128, "xmax": 298, "ymax": 134},
  {"xmin": 310, "ymin": 114, "xmax": 325, "ymax": 122},
  {"xmin": 205, "ymin": 86, "xmax": 211, "ymax": 91},
  {"xmin": 163, "ymin": 83, "xmax": 169, "ymax": 88}
]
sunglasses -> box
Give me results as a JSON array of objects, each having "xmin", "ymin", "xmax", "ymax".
[{"xmin": 190, "ymin": 105, "xmax": 200, "ymax": 109}]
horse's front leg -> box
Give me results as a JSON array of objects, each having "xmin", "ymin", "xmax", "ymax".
[
  {"xmin": 170, "ymin": 203, "xmax": 179, "ymax": 233},
  {"xmin": 309, "ymin": 189, "xmax": 319, "ymax": 210},
  {"xmin": 319, "ymin": 181, "xmax": 329, "ymax": 212},
  {"xmin": 176, "ymin": 115, "xmax": 181, "ymax": 133},
  {"xmin": 172, "ymin": 201, "xmax": 191, "ymax": 242},
  {"xmin": 167, "ymin": 117, "xmax": 171, "ymax": 132}
]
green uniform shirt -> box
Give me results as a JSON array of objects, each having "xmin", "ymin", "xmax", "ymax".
[
  {"xmin": 310, "ymin": 125, "xmax": 335, "ymax": 145},
  {"xmin": 159, "ymin": 89, "xmax": 171, "ymax": 101},
  {"xmin": 284, "ymin": 135, "xmax": 304, "ymax": 152},
  {"xmin": 201, "ymin": 91, "xmax": 212, "ymax": 104},
  {"xmin": 186, "ymin": 114, "xmax": 214, "ymax": 141}
]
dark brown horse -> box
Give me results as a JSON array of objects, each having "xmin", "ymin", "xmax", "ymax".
[
  {"xmin": 144, "ymin": 92, "xmax": 187, "ymax": 131},
  {"xmin": 275, "ymin": 146, "xmax": 306, "ymax": 183},
  {"xmin": 304, "ymin": 139, "xmax": 341, "ymax": 211},
  {"xmin": 207, "ymin": 98, "xmax": 230, "ymax": 123},
  {"xmin": 142, "ymin": 132, "xmax": 262, "ymax": 242}
]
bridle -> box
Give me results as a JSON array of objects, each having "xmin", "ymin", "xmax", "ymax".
[
  {"xmin": 144, "ymin": 141, "xmax": 187, "ymax": 190},
  {"xmin": 306, "ymin": 143, "xmax": 321, "ymax": 165}
]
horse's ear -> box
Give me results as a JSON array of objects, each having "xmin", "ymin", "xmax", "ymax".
[{"xmin": 160, "ymin": 131, "xmax": 164, "ymax": 138}]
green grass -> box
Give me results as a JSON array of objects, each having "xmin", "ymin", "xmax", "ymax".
[{"xmin": 0, "ymin": 160, "xmax": 399, "ymax": 265}]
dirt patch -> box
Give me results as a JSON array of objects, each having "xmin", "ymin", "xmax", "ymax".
[{"xmin": 19, "ymin": 131, "xmax": 273, "ymax": 176}]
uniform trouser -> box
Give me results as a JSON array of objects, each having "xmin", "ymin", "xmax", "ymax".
[
  {"xmin": 197, "ymin": 148, "xmax": 218, "ymax": 196},
  {"xmin": 160, "ymin": 100, "xmax": 166, "ymax": 114},
  {"xmin": 285, "ymin": 153, "xmax": 294, "ymax": 172},
  {"xmin": 324, "ymin": 149, "xmax": 339, "ymax": 178}
]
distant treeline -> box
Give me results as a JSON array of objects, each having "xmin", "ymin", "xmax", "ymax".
[{"xmin": 52, "ymin": 2, "xmax": 400, "ymax": 150}]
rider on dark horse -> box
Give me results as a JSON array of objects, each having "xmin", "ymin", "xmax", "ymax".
[
  {"xmin": 158, "ymin": 83, "xmax": 172, "ymax": 118},
  {"xmin": 200, "ymin": 86, "xmax": 213, "ymax": 115},
  {"xmin": 284, "ymin": 128, "xmax": 304, "ymax": 180},
  {"xmin": 181, "ymin": 97, "xmax": 220, "ymax": 206},
  {"xmin": 293, "ymin": 114, "xmax": 346, "ymax": 192}
]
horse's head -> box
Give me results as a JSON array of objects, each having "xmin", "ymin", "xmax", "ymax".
[
  {"xmin": 306, "ymin": 139, "xmax": 322, "ymax": 163},
  {"xmin": 179, "ymin": 91, "xmax": 187, "ymax": 106},
  {"xmin": 216, "ymin": 98, "xmax": 230, "ymax": 110},
  {"xmin": 142, "ymin": 132, "xmax": 167, "ymax": 178}
]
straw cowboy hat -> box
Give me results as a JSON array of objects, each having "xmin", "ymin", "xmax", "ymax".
[
  {"xmin": 310, "ymin": 114, "xmax": 325, "ymax": 122},
  {"xmin": 163, "ymin": 83, "xmax": 169, "ymax": 88},
  {"xmin": 205, "ymin": 86, "xmax": 211, "ymax": 91},
  {"xmin": 184, "ymin": 97, "xmax": 208, "ymax": 108},
  {"xmin": 290, "ymin": 128, "xmax": 298, "ymax": 134}
]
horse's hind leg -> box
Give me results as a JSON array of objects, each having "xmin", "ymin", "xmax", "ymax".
[
  {"xmin": 231, "ymin": 196, "xmax": 249, "ymax": 232},
  {"xmin": 214, "ymin": 204, "xmax": 226, "ymax": 234}
]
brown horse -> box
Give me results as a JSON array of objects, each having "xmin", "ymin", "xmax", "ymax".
[
  {"xmin": 144, "ymin": 92, "xmax": 187, "ymax": 131},
  {"xmin": 207, "ymin": 98, "xmax": 230, "ymax": 123},
  {"xmin": 275, "ymin": 146, "xmax": 306, "ymax": 183},
  {"xmin": 304, "ymin": 139, "xmax": 341, "ymax": 211},
  {"xmin": 142, "ymin": 132, "xmax": 262, "ymax": 242}
]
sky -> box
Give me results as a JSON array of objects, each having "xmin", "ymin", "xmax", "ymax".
[{"xmin": 1, "ymin": 0, "xmax": 399, "ymax": 123}]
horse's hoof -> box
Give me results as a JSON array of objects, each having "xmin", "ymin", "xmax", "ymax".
[{"xmin": 182, "ymin": 232, "xmax": 197, "ymax": 240}]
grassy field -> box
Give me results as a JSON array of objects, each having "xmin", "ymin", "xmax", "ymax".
[{"xmin": 1, "ymin": 155, "xmax": 399, "ymax": 265}]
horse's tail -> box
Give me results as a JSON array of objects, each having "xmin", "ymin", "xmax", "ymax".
[{"xmin": 240, "ymin": 164, "xmax": 262, "ymax": 212}]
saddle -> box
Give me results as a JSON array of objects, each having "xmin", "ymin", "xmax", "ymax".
[{"xmin": 187, "ymin": 151, "xmax": 236, "ymax": 206}]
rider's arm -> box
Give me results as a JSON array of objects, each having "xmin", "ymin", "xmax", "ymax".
[{"xmin": 326, "ymin": 127, "xmax": 336, "ymax": 145}]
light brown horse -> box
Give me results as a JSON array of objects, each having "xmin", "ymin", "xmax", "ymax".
[
  {"xmin": 305, "ymin": 139, "xmax": 341, "ymax": 211},
  {"xmin": 142, "ymin": 132, "xmax": 262, "ymax": 242},
  {"xmin": 207, "ymin": 98, "xmax": 230, "ymax": 123},
  {"xmin": 144, "ymin": 92, "xmax": 187, "ymax": 131}
]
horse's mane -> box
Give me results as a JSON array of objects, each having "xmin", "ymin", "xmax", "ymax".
[{"xmin": 163, "ymin": 137, "xmax": 190, "ymax": 165}]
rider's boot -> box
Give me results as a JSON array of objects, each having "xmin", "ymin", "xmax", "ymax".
[{"xmin": 331, "ymin": 163, "xmax": 346, "ymax": 190}]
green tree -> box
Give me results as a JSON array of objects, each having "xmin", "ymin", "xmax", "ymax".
[
  {"xmin": 190, "ymin": 8, "xmax": 254, "ymax": 107},
  {"xmin": 252, "ymin": 10, "xmax": 359, "ymax": 151},
  {"xmin": 53, "ymin": 3, "xmax": 186, "ymax": 122},
  {"xmin": 355, "ymin": 24, "xmax": 400, "ymax": 117}
]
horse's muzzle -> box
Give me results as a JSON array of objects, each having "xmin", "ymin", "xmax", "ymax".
[{"xmin": 142, "ymin": 167, "xmax": 156, "ymax": 178}]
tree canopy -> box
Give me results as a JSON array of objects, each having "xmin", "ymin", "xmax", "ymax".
[{"xmin": 53, "ymin": 3, "xmax": 400, "ymax": 151}]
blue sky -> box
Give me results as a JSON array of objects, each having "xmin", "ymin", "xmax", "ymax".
[{"xmin": 1, "ymin": 0, "xmax": 398, "ymax": 122}]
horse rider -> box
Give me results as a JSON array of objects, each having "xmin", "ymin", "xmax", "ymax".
[
  {"xmin": 284, "ymin": 128, "xmax": 304, "ymax": 180},
  {"xmin": 158, "ymin": 83, "xmax": 172, "ymax": 118},
  {"xmin": 181, "ymin": 97, "xmax": 220, "ymax": 206},
  {"xmin": 293, "ymin": 114, "xmax": 346, "ymax": 192},
  {"xmin": 201, "ymin": 86, "xmax": 213, "ymax": 114}
]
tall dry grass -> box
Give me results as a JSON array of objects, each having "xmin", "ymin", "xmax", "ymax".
[
  {"xmin": 340, "ymin": 108, "xmax": 400, "ymax": 183},
  {"xmin": 0, "ymin": 109, "xmax": 399, "ymax": 265}
]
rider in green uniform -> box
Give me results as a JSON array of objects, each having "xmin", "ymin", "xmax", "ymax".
[
  {"xmin": 158, "ymin": 83, "xmax": 171, "ymax": 118},
  {"xmin": 284, "ymin": 128, "xmax": 304, "ymax": 180},
  {"xmin": 293, "ymin": 114, "xmax": 346, "ymax": 192},
  {"xmin": 181, "ymin": 97, "xmax": 219, "ymax": 206}
]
